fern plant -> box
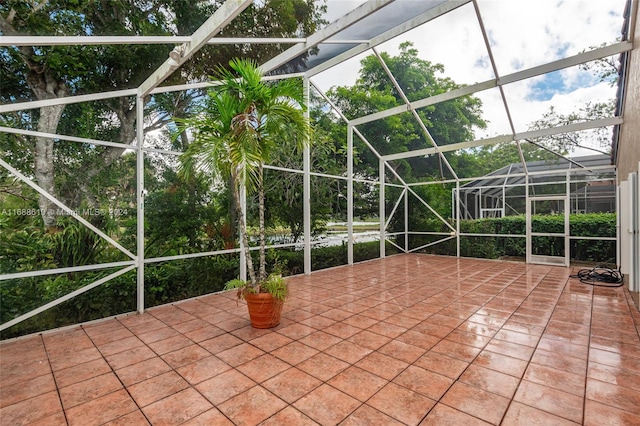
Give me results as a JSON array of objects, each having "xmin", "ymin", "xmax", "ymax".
[{"xmin": 225, "ymin": 273, "xmax": 288, "ymax": 302}]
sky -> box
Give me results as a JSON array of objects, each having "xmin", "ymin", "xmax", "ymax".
[{"xmin": 311, "ymin": 0, "xmax": 627, "ymax": 155}]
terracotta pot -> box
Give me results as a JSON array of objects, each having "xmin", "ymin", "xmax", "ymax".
[{"xmin": 244, "ymin": 292, "xmax": 283, "ymax": 329}]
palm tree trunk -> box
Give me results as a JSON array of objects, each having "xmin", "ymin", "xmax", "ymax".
[
  {"xmin": 258, "ymin": 164, "xmax": 267, "ymax": 282},
  {"xmin": 233, "ymin": 174, "xmax": 256, "ymax": 286}
]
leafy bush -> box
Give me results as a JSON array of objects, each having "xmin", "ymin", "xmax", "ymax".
[
  {"xmin": 1, "ymin": 213, "xmax": 614, "ymax": 339},
  {"xmin": 412, "ymin": 213, "xmax": 615, "ymax": 262},
  {"xmin": 0, "ymin": 240, "xmax": 398, "ymax": 339}
]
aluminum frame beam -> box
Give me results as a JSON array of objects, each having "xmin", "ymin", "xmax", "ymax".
[
  {"xmin": 350, "ymin": 41, "xmax": 632, "ymax": 126},
  {"xmin": 0, "ymin": 265, "xmax": 136, "ymax": 332},
  {"xmin": 306, "ymin": 0, "xmax": 471, "ymax": 78},
  {"xmin": 0, "ymin": 36, "xmax": 374, "ymax": 46},
  {"xmin": 382, "ymin": 116, "xmax": 623, "ymax": 162},
  {"xmin": 471, "ymin": 0, "xmax": 528, "ymax": 177},
  {"xmin": 0, "ymin": 36, "xmax": 305, "ymax": 46},
  {"xmin": 0, "ymin": 261, "xmax": 136, "ymax": 281},
  {"xmin": 138, "ymin": 0, "xmax": 252, "ymax": 97},
  {"xmin": 0, "ymin": 89, "xmax": 137, "ymax": 114},
  {"xmin": 260, "ymin": 0, "xmax": 396, "ymax": 73},
  {"xmin": 0, "ymin": 126, "xmax": 137, "ymax": 150},
  {"xmin": 372, "ymin": 47, "xmax": 458, "ymax": 180},
  {"xmin": 303, "ymin": 78, "xmax": 312, "ymax": 274},
  {"xmin": 0, "ymin": 72, "xmax": 305, "ymax": 114}
]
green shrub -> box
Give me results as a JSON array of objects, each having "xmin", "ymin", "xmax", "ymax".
[
  {"xmin": 413, "ymin": 213, "xmax": 615, "ymax": 262},
  {"xmin": 0, "ymin": 240, "xmax": 398, "ymax": 339}
]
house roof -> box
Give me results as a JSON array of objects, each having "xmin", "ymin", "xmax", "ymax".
[{"xmin": 459, "ymin": 154, "xmax": 615, "ymax": 198}]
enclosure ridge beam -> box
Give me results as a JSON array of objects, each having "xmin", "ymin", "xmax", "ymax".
[
  {"xmin": 138, "ymin": 0, "xmax": 253, "ymax": 97},
  {"xmin": 260, "ymin": 0, "xmax": 396, "ymax": 74},
  {"xmin": 305, "ymin": 0, "xmax": 471, "ymax": 78},
  {"xmin": 350, "ymin": 41, "xmax": 632, "ymax": 126},
  {"xmin": 381, "ymin": 116, "xmax": 623, "ymax": 161}
]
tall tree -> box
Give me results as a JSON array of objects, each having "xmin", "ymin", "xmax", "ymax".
[
  {"xmin": 525, "ymin": 102, "xmax": 616, "ymax": 156},
  {"xmin": 180, "ymin": 58, "xmax": 310, "ymax": 286},
  {"xmin": 1, "ymin": 1, "xmax": 91, "ymax": 227},
  {"xmin": 322, "ymin": 42, "xmax": 486, "ymax": 222},
  {"xmin": 0, "ymin": 0, "xmax": 325, "ymax": 228},
  {"xmin": 328, "ymin": 42, "xmax": 486, "ymax": 183}
]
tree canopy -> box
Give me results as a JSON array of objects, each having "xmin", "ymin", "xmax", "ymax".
[
  {"xmin": 327, "ymin": 42, "xmax": 487, "ymax": 183},
  {"xmin": 0, "ymin": 0, "xmax": 325, "ymax": 227}
]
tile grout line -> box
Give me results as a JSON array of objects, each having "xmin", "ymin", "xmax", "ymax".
[
  {"xmin": 374, "ymin": 261, "xmax": 532, "ymax": 425},
  {"xmin": 429, "ymin": 262, "xmax": 544, "ymax": 425},
  {"xmin": 582, "ymin": 270, "xmax": 595, "ymax": 426},
  {"xmin": 140, "ymin": 313, "xmax": 241, "ymax": 425},
  {"xmin": 85, "ymin": 319, "xmax": 155, "ymax": 425},
  {"xmin": 493, "ymin": 266, "xmax": 570, "ymax": 425},
  {"xmin": 40, "ymin": 333, "xmax": 70, "ymax": 426}
]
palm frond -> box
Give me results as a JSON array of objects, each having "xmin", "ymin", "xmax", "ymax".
[{"xmin": 176, "ymin": 58, "xmax": 311, "ymax": 284}]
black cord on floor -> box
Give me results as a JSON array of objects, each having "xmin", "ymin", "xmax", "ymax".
[{"xmin": 570, "ymin": 265, "xmax": 624, "ymax": 287}]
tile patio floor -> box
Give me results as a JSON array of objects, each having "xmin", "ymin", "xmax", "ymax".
[{"xmin": 2, "ymin": 254, "xmax": 640, "ymax": 425}]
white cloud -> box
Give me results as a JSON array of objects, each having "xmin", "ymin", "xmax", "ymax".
[
  {"xmin": 323, "ymin": 0, "xmax": 367, "ymax": 23},
  {"xmin": 311, "ymin": 0, "xmax": 626, "ymax": 152}
]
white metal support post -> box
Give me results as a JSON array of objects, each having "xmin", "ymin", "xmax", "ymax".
[
  {"xmin": 404, "ymin": 185, "xmax": 409, "ymax": 252},
  {"xmin": 347, "ymin": 125, "xmax": 354, "ymax": 265},
  {"xmin": 456, "ymin": 180, "xmax": 461, "ymax": 257},
  {"xmin": 628, "ymin": 171, "xmax": 639, "ymax": 297},
  {"xmin": 379, "ymin": 158, "xmax": 386, "ymax": 258},
  {"xmin": 616, "ymin": 184, "xmax": 621, "ymax": 270},
  {"xmin": 565, "ymin": 171, "xmax": 571, "ymax": 267},
  {"xmin": 525, "ymin": 177, "xmax": 531, "ymax": 264},
  {"xmin": 303, "ymin": 78, "xmax": 311, "ymax": 274},
  {"xmin": 136, "ymin": 96, "xmax": 145, "ymax": 313},
  {"xmin": 634, "ymin": 165, "xmax": 640, "ymax": 300}
]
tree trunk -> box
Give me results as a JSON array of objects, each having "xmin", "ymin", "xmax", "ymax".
[
  {"xmin": 233, "ymin": 172, "xmax": 256, "ymax": 286},
  {"xmin": 78, "ymin": 98, "xmax": 136, "ymax": 205},
  {"xmin": 228, "ymin": 174, "xmax": 238, "ymax": 241},
  {"xmin": 258, "ymin": 165, "xmax": 266, "ymax": 282},
  {"xmin": 3, "ymin": 13, "xmax": 67, "ymax": 229},
  {"xmin": 28, "ymin": 77, "xmax": 67, "ymax": 229}
]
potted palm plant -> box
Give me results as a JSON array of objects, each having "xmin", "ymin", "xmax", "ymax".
[{"xmin": 180, "ymin": 58, "xmax": 310, "ymax": 328}]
